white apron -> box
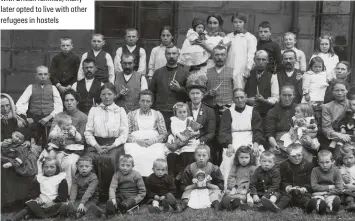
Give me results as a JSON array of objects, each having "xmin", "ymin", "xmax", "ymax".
[
  {"xmin": 124, "ymin": 111, "xmax": 166, "ymax": 177},
  {"xmin": 219, "ymin": 105, "xmax": 264, "ymax": 190}
]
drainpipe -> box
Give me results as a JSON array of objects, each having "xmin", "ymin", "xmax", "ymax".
[{"xmin": 291, "ymin": 1, "xmax": 300, "ymax": 34}]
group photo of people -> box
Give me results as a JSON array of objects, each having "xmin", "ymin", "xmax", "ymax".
[{"xmin": 1, "ymin": 8, "xmax": 355, "ymax": 221}]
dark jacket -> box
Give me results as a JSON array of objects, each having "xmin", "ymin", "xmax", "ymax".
[
  {"xmin": 250, "ymin": 166, "xmax": 281, "ymax": 197},
  {"xmin": 277, "ymin": 69, "xmax": 303, "ymax": 104},
  {"xmin": 145, "ymin": 174, "xmax": 176, "ymax": 200}
]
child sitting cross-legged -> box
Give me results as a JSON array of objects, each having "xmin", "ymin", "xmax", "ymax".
[
  {"xmin": 145, "ymin": 158, "xmax": 181, "ymax": 213},
  {"xmin": 309, "ymin": 150, "xmax": 343, "ymax": 215},
  {"xmin": 105, "ymin": 154, "xmax": 146, "ymax": 218},
  {"xmin": 180, "ymin": 144, "xmax": 224, "ymax": 211},
  {"xmin": 66, "ymin": 156, "xmax": 102, "ymax": 219},
  {"xmin": 250, "ymin": 151, "xmax": 281, "ymax": 213},
  {"xmin": 338, "ymin": 144, "xmax": 355, "ymax": 212}
]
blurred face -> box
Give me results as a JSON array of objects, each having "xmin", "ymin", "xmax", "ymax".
[
  {"xmin": 197, "ymin": 173, "xmax": 205, "ymax": 181},
  {"xmin": 343, "ymin": 153, "xmax": 355, "ymax": 168},
  {"xmin": 118, "ymin": 159, "xmax": 133, "ymax": 175},
  {"xmin": 83, "ymin": 62, "xmax": 96, "ymax": 79},
  {"xmin": 233, "ymin": 91, "xmax": 246, "ymax": 109},
  {"xmin": 60, "ymin": 39, "xmax": 73, "ymax": 54},
  {"xmin": 59, "ymin": 120, "xmax": 72, "ymax": 131},
  {"xmin": 139, "ymin": 94, "xmax": 153, "ymax": 113},
  {"xmin": 284, "ymin": 35, "xmax": 296, "ymax": 49},
  {"xmin": 43, "ymin": 160, "xmax": 57, "ymax": 177},
  {"xmin": 195, "ymin": 24, "xmax": 205, "ymax": 34},
  {"xmin": 165, "ymin": 47, "xmax": 179, "ymax": 66},
  {"xmin": 335, "ymin": 63, "xmax": 349, "ymax": 80},
  {"xmin": 213, "ymin": 48, "xmax": 227, "ymax": 67},
  {"xmin": 160, "ymin": 30, "xmax": 173, "ymax": 46},
  {"xmin": 294, "ymin": 107, "xmax": 305, "ymax": 119},
  {"xmin": 77, "ymin": 161, "xmax": 92, "ymax": 176},
  {"xmin": 260, "ymin": 155, "xmax": 275, "ymax": 171},
  {"xmin": 232, "ymin": 18, "xmax": 245, "ymax": 32},
  {"xmin": 311, "ymin": 62, "xmax": 323, "ymax": 74},
  {"xmin": 282, "ymin": 52, "xmax": 296, "ymax": 70},
  {"xmin": 258, "ymin": 27, "xmax": 271, "ymax": 41},
  {"xmin": 12, "ymin": 132, "xmax": 24, "ymax": 144},
  {"xmin": 320, "ymin": 39, "xmax": 330, "ymax": 53},
  {"xmin": 207, "ymin": 17, "xmax": 220, "ymax": 33},
  {"xmin": 238, "ymin": 152, "xmax": 251, "ymax": 166},
  {"xmin": 189, "ymin": 89, "xmax": 204, "ymax": 105},
  {"xmin": 121, "ymin": 56, "xmax": 135, "ymax": 75},
  {"xmin": 195, "ymin": 149, "xmax": 210, "ymax": 167},
  {"xmin": 35, "ymin": 67, "xmax": 50, "ymax": 85},
  {"xmin": 153, "ymin": 163, "xmax": 167, "ymax": 178},
  {"xmin": 125, "ymin": 31, "xmax": 138, "ymax": 46},
  {"xmin": 254, "ymin": 52, "xmax": 268, "ymax": 72},
  {"xmin": 280, "ymin": 87, "xmax": 295, "ymax": 107},
  {"xmin": 349, "ymin": 100, "xmax": 355, "ymax": 112},
  {"xmin": 91, "ymin": 35, "xmax": 105, "ymax": 51},
  {"xmin": 64, "ymin": 94, "xmax": 78, "ymax": 112},
  {"xmin": 288, "ymin": 148, "xmax": 303, "ymax": 165},
  {"xmin": 318, "ymin": 155, "xmax": 333, "ymax": 172},
  {"xmin": 176, "ymin": 107, "xmax": 188, "ymax": 121},
  {"xmin": 1, "ymin": 97, "xmax": 11, "ymax": 115},
  {"xmin": 332, "ymin": 83, "xmax": 347, "ymax": 102},
  {"xmin": 100, "ymin": 88, "xmax": 115, "ymax": 106}
]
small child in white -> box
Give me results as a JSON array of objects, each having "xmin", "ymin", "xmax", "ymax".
[{"xmin": 187, "ymin": 170, "xmax": 213, "ymax": 209}]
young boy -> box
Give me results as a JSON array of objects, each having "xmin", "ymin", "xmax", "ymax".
[
  {"xmin": 50, "ymin": 37, "xmax": 80, "ymax": 94},
  {"xmin": 250, "ymin": 151, "xmax": 281, "ymax": 213},
  {"xmin": 114, "ymin": 28, "xmax": 147, "ymax": 75},
  {"xmin": 224, "ymin": 12, "xmax": 257, "ymax": 88},
  {"xmin": 281, "ymin": 32, "xmax": 307, "ymax": 72},
  {"xmin": 277, "ymin": 144, "xmax": 314, "ymax": 212},
  {"xmin": 256, "ymin": 21, "xmax": 282, "ymax": 73},
  {"xmin": 180, "ymin": 145, "xmax": 224, "ymax": 211},
  {"xmin": 16, "ymin": 65, "xmax": 63, "ymax": 148},
  {"xmin": 339, "ymin": 144, "xmax": 355, "ymax": 212},
  {"xmin": 77, "ymin": 33, "xmax": 115, "ymax": 84},
  {"xmin": 309, "ymin": 150, "xmax": 343, "ymax": 214},
  {"xmin": 106, "ymin": 154, "xmax": 146, "ymax": 217},
  {"xmin": 145, "ymin": 158, "xmax": 181, "ymax": 213},
  {"xmin": 68, "ymin": 156, "xmax": 101, "ymax": 218}
]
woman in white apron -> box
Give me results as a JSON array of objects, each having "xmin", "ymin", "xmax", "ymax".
[
  {"xmin": 124, "ymin": 90, "xmax": 168, "ymax": 177},
  {"xmin": 219, "ymin": 89, "xmax": 265, "ymax": 190}
]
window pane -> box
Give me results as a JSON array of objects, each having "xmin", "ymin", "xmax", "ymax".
[
  {"xmin": 321, "ymin": 15, "xmax": 350, "ymax": 61},
  {"xmin": 322, "ymin": 1, "xmax": 350, "ymax": 14},
  {"xmin": 139, "ymin": 9, "xmax": 173, "ymax": 39},
  {"xmin": 100, "ymin": 1, "xmax": 134, "ymax": 7},
  {"xmin": 140, "ymin": 1, "xmax": 172, "ymax": 9},
  {"xmin": 101, "ymin": 7, "xmax": 134, "ymax": 37}
]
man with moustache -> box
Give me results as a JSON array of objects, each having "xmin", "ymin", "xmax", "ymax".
[
  {"xmin": 114, "ymin": 53, "xmax": 148, "ymax": 113},
  {"xmin": 277, "ymin": 50, "xmax": 303, "ymax": 104},
  {"xmin": 150, "ymin": 44, "xmax": 189, "ymax": 130},
  {"xmin": 72, "ymin": 58, "xmax": 103, "ymax": 115},
  {"xmin": 245, "ymin": 50, "xmax": 279, "ymax": 126}
]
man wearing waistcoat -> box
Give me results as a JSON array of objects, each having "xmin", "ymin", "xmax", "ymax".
[
  {"xmin": 77, "ymin": 33, "xmax": 115, "ymax": 84},
  {"xmin": 72, "ymin": 58, "xmax": 103, "ymax": 115},
  {"xmin": 16, "ymin": 66, "xmax": 63, "ymax": 148},
  {"xmin": 115, "ymin": 53, "xmax": 148, "ymax": 113},
  {"xmin": 245, "ymin": 50, "xmax": 279, "ymax": 131}
]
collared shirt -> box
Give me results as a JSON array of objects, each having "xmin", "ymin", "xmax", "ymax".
[
  {"xmin": 123, "ymin": 73, "xmax": 148, "ymax": 90},
  {"xmin": 148, "ymin": 44, "xmax": 167, "ymax": 77},
  {"xmin": 77, "ymin": 50, "xmax": 115, "ymax": 84},
  {"xmin": 215, "ymin": 65, "xmax": 225, "ymax": 74},
  {"xmin": 322, "ymin": 99, "xmax": 349, "ymax": 139},
  {"xmin": 139, "ymin": 109, "xmax": 152, "ymax": 116},
  {"xmin": 71, "ymin": 78, "xmax": 104, "ymax": 92},
  {"xmin": 285, "ymin": 70, "xmax": 294, "ymax": 77},
  {"xmin": 191, "ymin": 103, "xmax": 202, "ymax": 120},
  {"xmin": 16, "ymin": 84, "xmax": 63, "ymax": 118},
  {"xmin": 281, "ymin": 47, "xmax": 307, "ymax": 72},
  {"xmin": 114, "ymin": 45, "xmax": 147, "ymax": 75}
]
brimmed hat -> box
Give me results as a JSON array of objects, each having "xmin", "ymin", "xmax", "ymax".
[
  {"xmin": 186, "ymin": 84, "xmax": 207, "ymax": 93},
  {"xmin": 186, "ymin": 74, "xmax": 207, "ymax": 93}
]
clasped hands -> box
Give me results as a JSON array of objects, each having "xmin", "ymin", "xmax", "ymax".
[{"xmin": 95, "ymin": 144, "xmax": 115, "ymax": 154}]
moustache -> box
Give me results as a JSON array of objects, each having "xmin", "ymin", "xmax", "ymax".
[{"xmin": 285, "ymin": 62, "xmax": 292, "ymax": 66}]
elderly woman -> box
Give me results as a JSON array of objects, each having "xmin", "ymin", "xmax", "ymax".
[
  {"xmin": 218, "ymin": 88, "xmax": 265, "ymax": 188},
  {"xmin": 265, "ymin": 85, "xmax": 297, "ymax": 165},
  {"xmin": 1, "ymin": 93, "xmax": 36, "ymax": 208},
  {"xmin": 124, "ymin": 89, "xmax": 168, "ymax": 177},
  {"xmin": 167, "ymin": 82, "xmax": 216, "ymax": 179},
  {"xmin": 85, "ymin": 83, "xmax": 128, "ymax": 199}
]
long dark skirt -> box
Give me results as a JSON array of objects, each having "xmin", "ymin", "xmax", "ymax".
[{"xmin": 85, "ymin": 137, "xmax": 124, "ymax": 202}]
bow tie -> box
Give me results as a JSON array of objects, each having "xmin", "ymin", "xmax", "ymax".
[{"xmin": 192, "ymin": 106, "xmax": 199, "ymax": 111}]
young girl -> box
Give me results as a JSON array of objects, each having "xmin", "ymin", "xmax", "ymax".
[
  {"xmin": 147, "ymin": 26, "xmax": 174, "ymax": 79},
  {"xmin": 302, "ymin": 56, "xmax": 329, "ymax": 104},
  {"xmin": 10, "ymin": 158, "xmax": 68, "ymax": 221},
  {"xmin": 2, "ymin": 131, "xmax": 27, "ymax": 168},
  {"xmin": 339, "ymin": 145, "xmax": 355, "ymax": 212},
  {"xmin": 187, "ymin": 170, "xmax": 212, "ymax": 209},
  {"xmin": 221, "ymin": 146, "xmax": 256, "ymax": 211},
  {"xmin": 310, "ymin": 34, "xmax": 339, "ymax": 82},
  {"xmin": 280, "ymin": 103, "xmax": 319, "ymax": 162},
  {"xmin": 179, "ymin": 18, "xmax": 210, "ymax": 73},
  {"xmin": 165, "ymin": 102, "xmax": 201, "ymax": 154},
  {"xmin": 281, "ymin": 32, "xmax": 307, "ymax": 72}
]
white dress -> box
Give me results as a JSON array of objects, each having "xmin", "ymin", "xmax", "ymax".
[
  {"xmin": 187, "ymin": 175, "xmax": 212, "ymax": 209},
  {"xmin": 301, "ymin": 71, "xmax": 328, "ymax": 103},
  {"xmin": 124, "ymin": 111, "xmax": 166, "ymax": 177},
  {"xmin": 310, "ymin": 53, "xmax": 339, "ymax": 82},
  {"xmin": 219, "ymin": 104, "xmax": 264, "ymax": 190},
  {"xmin": 165, "ymin": 116, "xmax": 192, "ymax": 155}
]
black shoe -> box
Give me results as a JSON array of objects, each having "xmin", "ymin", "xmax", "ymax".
[
  {"xmin": 239, "ymin": 203, "xmax": 254, "ymax": 211},
  {"xmin": 306, "ymin": 199, "xmax": 317, "ymax": 214},
  {"xmin": 88, "ymin": 203, "xmax": 103, "ymax": 218},
  {"xmin": 148, "ymin": 205, "xmax": 161, "ymax": 214},
  {"xmin": 162, "ymin": 199, "xmax": 170, "ymax": 212},
  {"xmin": 171, "ymin": 204, "xmax": 182, "ymax": 213},
  {"xmin": 331, "ymin": 196, "xmax": 341, "ymax": 213},
  {"xmin": 211, "ymin": 200, "xmax": 221, "ymax": 211},
  {"xmin": 230, "ymin": 199, "xmax": 241, "ymax": 210},
  {"xmin": 105, "ymin": 200, "xmax": 116, "ymax": 217},
  {"xmin": 118, "ymin": 202, "xmax": 128, "ymax": 214},
  {"xmin": 318, "ymin": 200, "xmax": 327, "ymax": 215},
  {"xmin": 260, "ymin": 197, "xmax": 280, "ymax": 213},
  {"xmin": 58, "ymin": 203, "xmax": 69, "ymax": 217},
  {"xmin": 345, "ymin": 203, "xmax": 355, "ymax": 212}
]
